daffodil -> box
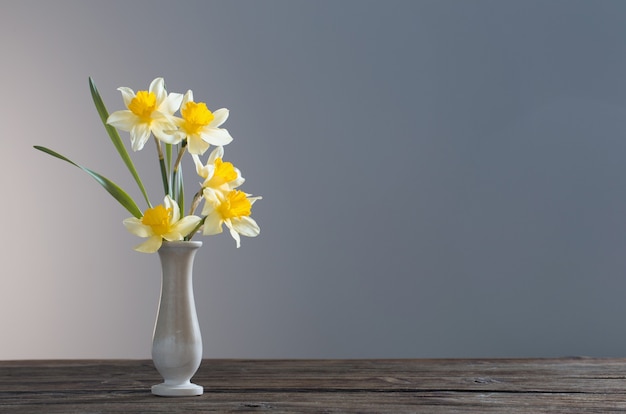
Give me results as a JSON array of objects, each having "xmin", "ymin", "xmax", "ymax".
[
  {"xmin": 123, "ymin": 196, "xmax": 202, "ymax": 253},
  {"xmin": 192, "ymin": 146, "xmax": 244, "ymax": 193},
  {"xmin": 201, "ymin": 189, "xmax": 261, "ymax": 248},
  {"xmin": 107, "ymin": 77, "xmax": 183, "ymax": 151},
  {"xmin": 171, "ymin": 90, "xmax": 233, "ymax": 155}
]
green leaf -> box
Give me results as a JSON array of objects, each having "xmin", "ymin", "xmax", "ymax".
[
  {"xmin": 165, "ymin": 143, "xmax": 173, "ymax": 197},
  {"xmin": 158, "ymin": 149, "xmax": 170, "ymax": 197},
  {"xmin": 173, "ymin": 164, "xmax": 184, "ymax": 214},
  {"xmin": 34, "ymin": 145, "xmax": 143, "ymax": 219},
  {"xmin": 165, "ymin": 143, "xmax": 173, "ymax": 176},
  {"xmin": 89, "ymin": 77, "xmax": 152, "ymax": 208}
]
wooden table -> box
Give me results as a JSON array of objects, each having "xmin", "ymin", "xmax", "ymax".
[{"xmin": 1, "ymin": 358, "xmax": 626, "ymax": 413}]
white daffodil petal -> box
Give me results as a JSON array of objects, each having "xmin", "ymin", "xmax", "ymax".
[
  {"xmin": 150, "ymin": 77, "xmax": 166, "ymax": 103},
  {"xmin": 201, "ymin": 190, "xmax": 221, "ymax": 215},
  {"xmin": 164, "ymin": 129, "xmax": 187, "ymax": 145},
  {"xmin": 117, "ymin": 87, "xmax": 135, "ymax": 107},
  {"xmin": 202, "ymin": 128, "xmax": 233, "ymax": 146},
  {"xmin": 211, "ymin": 108, "xmax": 229, "ymax": 127},
  {"xmin": 182, "ymin": 90, "xmax": 193, "ymax": 107},
  {"xmin": 231, "ymin": 174, "xmax": 245, "ymax": 189},
  {"xmin": 123, "ymin": 218, "xmax": 152, "ymax": 238},
  {"xmin": 153, "ymin": 127, "xmax": 180, "ymax": 144},
  {"xmin": 192, "ymin": 154, "xmax": 208, "ymax": 178},
  {"xmin": 163, "ymin": 195, "xmax": 180, "ymax": 222},
  {"xmin": 208, "ymin": 146, "xmax": 224, "ymax": 163},
  {"xmin": 161, "ymin": 93, "xmax": 183, "ymax": 115},
  {"xmin": 231, "ymin": 216, "xmax": 260, "ymax": 237},
  {"xmin": 151, "ymin": 126, "xmax": 176, "ymax": 143},
  {"xmin": 172, "ymin": 215, "xmax": 202, "ymax": 238},
  {"xmin": 134, "ymin": 236, "xmax": 163, "ymax": 253},
  {"xmin": 130, "ymin": 123, "xmax": 151, "ymax": 151},
  {"xmin": 162, "ymin": 231, "xmax": 184, "ymax": 242},
  {"xmin": 225, "ymin": 221, "xmax": 242, "ymax": 248},
  {"xmin": 204, "ymin": 187, "xmax": 222, "ymax": 203},
  {"xmin": 107, "ymin": 111, "xmax": 137, "ymax": 131},
  {"xmin": 188, "ymin": 136, "xmax": 211, "ymax": 155},
  {"xmin": 230, "ymin": 229, "xmax": 242, "ymax": 248},
  {"xmin": 202, "ymin": 213, "xmax": 224, "ymax": 235}
]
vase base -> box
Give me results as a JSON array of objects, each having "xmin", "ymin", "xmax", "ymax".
[{"xmin": 151, "ymin": 382, "xmax": 203, "ymax": 397}]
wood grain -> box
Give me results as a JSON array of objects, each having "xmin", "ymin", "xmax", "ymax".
[{"xmin": 1, "ymin": 358, "xmax": 626, "ymax": 412}]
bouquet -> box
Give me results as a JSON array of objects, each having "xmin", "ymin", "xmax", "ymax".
[{"xmin": 35, "ymin": 77, "xmax": 261, "ymax": 253}]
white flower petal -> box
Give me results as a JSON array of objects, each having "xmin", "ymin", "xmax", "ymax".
[
  {"xmin": 230, "ymin": 173, "xmax": 245, "ymax": 189},
  {"xmin": 182, "ymin": 90, "xmax": 193, "ymax": 107},
  {"xmin": 123, "ymin": 218, "xmax": 152, "ymax": 238},
  {"xmin": 201, "ymin": 189, "xmax": 221, "ymax": 215},
  {"xmin": 134, "ymin": 236, "xmax": 163, "ymax": 253},
  {"xmin": 106, "ymin": 111, "xmax": 137, "ymax": 131},
  {"xmin": 230, "ymin": 216, "xmax": 260, "ymax": 237},
  {"xmin": 230, "ymin": 229, "xmax": 242, "ymax": 248},
  {"xmin": 192, "ymin": 154, "xmax": 208, "ymax": 178},
  {"xmin": 161, "ymin": 92, "xmax": 183, "ymax": 115},
  {"xmin": 188, "ymin": 135, "xmax": 211, "ymax": 155},
  {"xmin": 163, "ymin": 195, "xmax": 180, "ymax": 222},
  {"xmin": 161, "ymin": 129, "xmax": 186, "ymax": 145},
  {"xmin": 201, "ymin": 127, "xmax": 233, "ymax": 146},
  {"xmin": 211, "ymin": 108, "xmax": 229, "ymax": 128},
  {"xmin": 130, "ymin": 123, "xmax": 151, "ymax": 151},
  {"xmin": 172, "ymin": 215, "xmax": 202, "ymax": 238},
  {"xmin": 150, "ymin": 77, "xmax": 166, "ymax": 104},
  {"xmin": 117, "ymin": 87, "xmax": 135, "ymax": 108},
  {"xmin": 162, "ymin": 231, "xmax": 184, "ymax": 242},
  {"xmin": 202, "ymin": 213, "xmax": 224, "ymax": 235},
  {"xmin": 208, "ymin": 146, "xmax": 224, "ymax": 163},
  {"xmin": 152, "ymin": 116, "xmax": 181, "ymax": 144},
  {"xmin": 224, "ymin": 221, "xmax": 242, "ymax": 248}
]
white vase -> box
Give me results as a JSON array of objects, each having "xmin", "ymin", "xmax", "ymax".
[{"xmin": 151, "ymin": 240, "xmax": 204, "ymax": 397}]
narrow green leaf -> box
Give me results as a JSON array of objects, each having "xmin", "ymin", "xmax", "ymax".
[
  {"xmin": 165, "ymin": 143, "xmax": 173, "ymax": 196},
  {"xmin": 174, "ymin": 164, "xmax": 184, "ymax": 214},
  {"xmin": 158, "ymin": 154, "xmax": 170, "ymax": 197},
  {"xmin": 89, "ymin": 77, "xmax": 152, "ymax": 208},
  {"xmin": 165, "ymin": 144, "xmax": 173, "ymax": 175},
  {"xmin": 34, "ymin": 145, "xmax": 143, "ymax": 218}
]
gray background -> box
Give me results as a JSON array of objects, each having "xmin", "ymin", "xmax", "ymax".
[{"xmin": 3, "ymin": 0, "xmax": 626, "ymax": 359}]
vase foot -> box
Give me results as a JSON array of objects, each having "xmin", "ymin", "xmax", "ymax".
[{"xmin": 151, "ymin": 382, "xmax": 203, "ymax": 397}]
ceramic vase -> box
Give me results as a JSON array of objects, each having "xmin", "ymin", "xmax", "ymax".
[{"xmin": 151, "ymin": 240, "xmax": 203, "ymax": 397}]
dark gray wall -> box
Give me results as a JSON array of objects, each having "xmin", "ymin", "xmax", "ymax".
[{"xmin": 3, "ymin": 0, "xmax": 626, "ymax": 358}]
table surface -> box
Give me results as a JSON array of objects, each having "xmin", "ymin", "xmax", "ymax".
[{"xmin": 2, "ymin": 358, "xmax": 626, "ymax": 413}]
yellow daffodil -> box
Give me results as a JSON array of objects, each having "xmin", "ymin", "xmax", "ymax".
[
  {"xmin": 201, "ymin": 189, "xmax": 261, "ymax": 248},
  {"xmin": 171, "ymin": 90, "xmax": 233, "ymax": 155},
  {"xmin": 192, "ymin": 146, "xmax": 245, "ymax": 193},
  {"xmin": 123, "ymin": 196, "xmax": 201, "ymax": 253},
  {"xmin": 107, "ymin": 77, "xmax": 183, "ymax": 151}
]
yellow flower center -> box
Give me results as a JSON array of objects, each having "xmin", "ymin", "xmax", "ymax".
[
  {"xmin": 209, "ymin": 158, "xmax": 238, "ymax": 185},
  {"xmin": 218, "ymin": 190, "xmax": 252, "ymax": 219},
  {"xmin": 181, "ymin": 101, "xmax": 214, "ymax": 135},
  {"xmin": 128, "ymin": 90, "xmax": 157, "ymax": 122},
  {"xmin": 141, "ymin": 205, "xmax": 172, "ymax": 236}
]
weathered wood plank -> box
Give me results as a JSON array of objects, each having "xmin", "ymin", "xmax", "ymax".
[
  {"xmin": 1, "ymin": 358, "xmax": 626, "ymax": 413},
  {"xmin": 2, "ymin": 391, "xmax": 626, "ymax": 414}
]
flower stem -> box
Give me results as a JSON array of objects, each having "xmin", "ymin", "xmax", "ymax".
[
  {"xmin": 185, "ymin": 215, "xmax": 207, "ymax": 241},
  {"xmin": 188, "ymin": 189, "xmax": 204, "ymax": 216},
  {"xmin": 171, "ymin": 141, "xmax": 188, "ymax": 212},
  {"xmin": 154, "ymin": 137, "xmax": 170, "ymax": 196},
  {"xmin": 173, "ymin": 141, "xmax": 187, "ymax": 173}
]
